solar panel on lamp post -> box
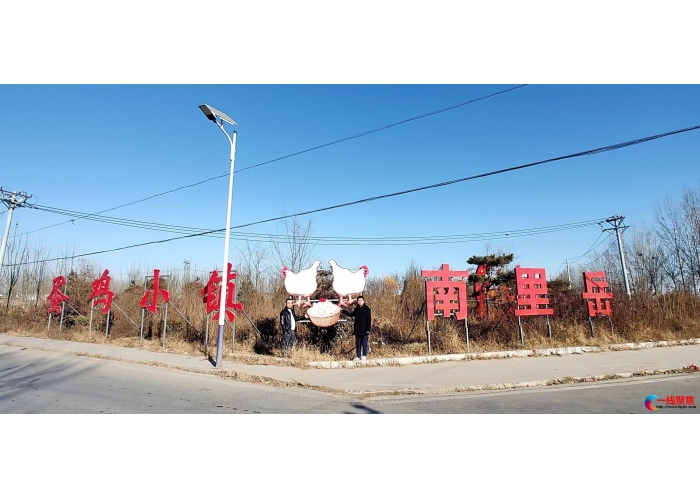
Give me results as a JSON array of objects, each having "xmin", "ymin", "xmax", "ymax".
[{"xmin": 199, "ymin": 104, "xmax": 238, "ymax": 369}]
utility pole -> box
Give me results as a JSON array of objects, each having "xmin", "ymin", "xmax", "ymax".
[
  {"xmin": 566, "ymin": 258, "xmax": 572, "ymax": 289},
  {"xmin": 0, "ymin": 189, "xmax": 32, "ymax": 278},
  {"xmin": 603, "ymin": 214, "xmax": 631, "ymax": 298}
]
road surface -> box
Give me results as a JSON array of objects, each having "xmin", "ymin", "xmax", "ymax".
[{"xmin": 1, "ymin": 345, "xmax": 698, "ymax": 413}]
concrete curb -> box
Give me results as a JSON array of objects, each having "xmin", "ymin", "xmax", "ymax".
[
  {"xmin": 307, "ymin": 338, "xmax": 700, "ymax": 368},
  {"xmin": 2, "ymin": 334, "xmax": 698, "ymax": 397},
  {"xmin": 310, "ymin": 366, "xmax": 700, "ymax": 397}
]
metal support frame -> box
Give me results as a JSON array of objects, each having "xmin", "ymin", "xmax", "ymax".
[
  {"xmin": 139, "ymin": 273, "xmax": 171, "ymax": 348},
  {"xmin": 168, "ymin": 300, "xmax": 200, "ymax": 333},
  {"xmin": 112, "ymin": 302, "xmax": 139, "ymax": 328},
  {"xmin": 426, "ymin": 320, "xmax": 431, "ymax": 354},
  {"xmin": 88, "ymin": 297, "xmax": 95, "ymax": 342},
  {"xmin": 204, "ymin": 312, "xmax": 210, "ymax": 355},
  {"xmin": 240, "ymin": 308, "xmax": 264, "ymax": 339},
  {"xmin": 162, "ymin": 300, "xmax": 168, "ymax": 349},
  {"xmin": 516, "ymin": 315, "xmax": 552, "ymax": 345},
  {"xmin": 518, "ymin": 316, "xmax": 524, "ymax": 346},
  {"xmin": 231, "ymin": 281, "xmax": 237, "ymax": 353},
  {"xmin": 464, "ymin": 317, "xmax": 470, "ymax": 353},
  {"xmin": 59, "ymin": 281, "xmax": 67, "ymax": 336},
  {"xmin": 139, "ymin": 278, "xmax": 147, "ymax": 346},
  {"xmin": 588, "ymin": 315, "xmax": 614, "ymax": 337}
]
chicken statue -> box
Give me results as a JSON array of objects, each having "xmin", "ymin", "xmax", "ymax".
[
  {"xmin": 281, "ymin": 260, "xmax": 321, "ymax": 307},
  {"xmin": 328, "ymin": 259, "xmax": 369, "ymax": 307}
]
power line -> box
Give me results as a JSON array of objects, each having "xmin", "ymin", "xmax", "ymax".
[
  {"xmin": 218, "ymin": 123, "xmax": 700, "ymax": 230},
  {"xmin": 584, "ymin": 235, "xmax": 615, "ymax": 266},
  {"xmin": 234, "ymin": 85, "xmax": 529, "ymax": 174},
  {"xmin": 17, "ymin": 85, "xmax": 529, "ymax": 239},
  {"xmin": 8, "ymin": 218, "xmax": 604, "ymax": 267},
  {"xmin": 567, "ymin": 228, "xmax": 606, "ymax": 264},
  {"xmin": 9, "ymin": 121, "xmax": 700, "ymax": 266},
  {"xmin": 31, "ymin": 204, "xmax": 602, "ymax": 243}
]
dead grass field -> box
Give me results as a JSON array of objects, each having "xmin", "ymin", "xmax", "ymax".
[{"xmin": 3, "ymin": 273, "xmax": 700, "ymax": 365}]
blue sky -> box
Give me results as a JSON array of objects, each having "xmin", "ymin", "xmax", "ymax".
[{"xmin": 1, "ymin": 84, "xmax": 699, "ymax": 279}]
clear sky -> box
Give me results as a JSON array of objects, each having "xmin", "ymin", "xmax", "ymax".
[{"xmin": 2, "ymin": 84, "xmax": 699, "ymax": 279}]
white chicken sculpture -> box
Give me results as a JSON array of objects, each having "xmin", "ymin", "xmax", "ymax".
[
  {"xmin": 281, "ymin": 260, "xmax": 321, "ymax": 307},
  {"xmin": 328, "ymin": 259, "xmax": 369, "ymax": 307}
]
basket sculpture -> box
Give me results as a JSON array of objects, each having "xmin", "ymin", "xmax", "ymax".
[{"xmin": 306, "ymin": 299, "xmax": 342, "ymax": 328}]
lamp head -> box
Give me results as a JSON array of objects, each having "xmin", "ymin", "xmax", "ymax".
[{"xmin": 199, "ymin": 104, "xmax": 237, "ymax": 126}]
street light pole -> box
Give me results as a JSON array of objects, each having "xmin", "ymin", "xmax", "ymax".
[{"xmin": 199, "ymin": 104, "xmax": 238, "ymax": 369}]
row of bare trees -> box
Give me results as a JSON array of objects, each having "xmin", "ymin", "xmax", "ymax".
[
  {"xmin": 0, "ymin": 214, "xmax": 317, "ymax": 313},
  {"xmin": 584, "ymin": 185, "xmax": 700, "ymax": 296},
  {"xmin": 5, "ymin": 181, "xmax": 700, "ymax": 316}
]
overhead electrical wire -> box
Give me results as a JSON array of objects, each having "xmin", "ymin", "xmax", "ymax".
[
  {"xmin": 31, "ymin": 204, "xmax": 603, "ymax": 244},
  {"xmin": 9, "ymin": 218, "xmax": 605, "ymax": 267},
  {"xmin": 585, "ymin": 236, "xmax": 616, "ymax": 266},
  {"xmin": 10, "ymin": 122, "xmax": 700, "ymax": 267},
  {"xmin": 567, "ymin": 230, "xmax": 606, "ymax": 264},
  {"xmin": 225, "ymin": 123, "xmax": 700, "ymax": 230},
  {"xmin": 17, "ymin": 85, "xmax": 529, "ymax": 239}
]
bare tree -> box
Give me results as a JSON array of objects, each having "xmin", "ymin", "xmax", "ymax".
[
  {"xmin": 3, "ymin": 224, "xmax": 29, "ymax": 310},
  {"xmin": 655, "ymin": 194, "xmax": 690, "ymax": 292},
  {"xmin": 680, "ymin": 188, "xmax": 700, "ymax": 294},
  {"xmin": 27, "ymin": 240, "xmax": 50, "ymax": 307},
  {"xmin": 652, "ymin": 186, "xmax": 700, "ymax": 295},
  {"xmin": 269, "ymin": 214, "xmax": 316, "ymax": 274},
  {"xmin": 626, "ymin": 226, "xmax": 664, "ymax": 295},
  {"xmin": 235, "ymin": 240, "xmax": 270, "ymax": 292}
]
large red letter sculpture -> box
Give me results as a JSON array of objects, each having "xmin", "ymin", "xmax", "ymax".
[
  {"xmin": 47, "ymin": 276, "xmax": 69, "ymax": 314},
  {"xmin": 514, "ymin": 266, "xmax": 553, "ymax": 316},
  {"xmin": 582, "ymin": 271, "xmax": 613, "ymax": 317},
  {"xmin": 140, "ymin": 269, "xmax": 170, "ymax": 313},
  {"xmin": 200, "ymin": 263, "xmax": 243, "ymax": 321},
  {"xmin": 88, "ymin": 269, "xmax": 114, "ymax": 315},
  {"xmin": 422, "ymin": 264, "xmax": 470, "ymax": 320},
  {"xmin": 201, "ymin": 269, "xmax": 222, "ymax": 314}
]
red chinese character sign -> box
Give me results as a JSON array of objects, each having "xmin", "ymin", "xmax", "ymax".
[
  {"xmin": 582, "ymin": 270, "xmax": 614, "ymax": 336},
  {"xmin": 422, "ymin": 264, "xmax": 469, "ymax": 320},
  {"xmin": 200, "ymin": 263, "xmax": 243, "ymax": 322},
  {"xmin": 88, "ymin": 269, "xmax": 114, "ymax": 315},
  {"xmin": 140, "ymin": 269, "xmax": 170, "ymax": 313},
  {"xmin": 421, "ymin": 264, "xmax": 471, "ymax": 353},
  {"xmin": 47, "ymin": 276, "xmax": 69, "ymax": 315},
  {"xmin": 582, "ymin": 271, "xmax": 613, "ymax": 317},
  {"xmin": 87, "ymin": 269, "xmax": 115, "ymax": 340},
  {"xmin": 514, "ymin": 266, "xmax": 553, "ymax": 317},
  {"xmin": 513, "ymin": 266, "xmax": 553, "ymax": 343}
]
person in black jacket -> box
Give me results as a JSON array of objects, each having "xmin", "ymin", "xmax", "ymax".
[
  {"xmin": 279, "ymin": 298, "xmax": 305, "ymax": 356},
  {"xmin": 341, "ymin": 295, "xmax": 371, "ymax": 361}
]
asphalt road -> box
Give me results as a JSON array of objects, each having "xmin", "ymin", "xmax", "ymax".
[{"xmin": 1, "ymin": 345, "xmax": 698, "ymax": 414}]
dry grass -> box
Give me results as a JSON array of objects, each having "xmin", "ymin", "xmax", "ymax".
[{"xmin": 3, "ymin": 272, "xmax": 700, "ymax": 365}]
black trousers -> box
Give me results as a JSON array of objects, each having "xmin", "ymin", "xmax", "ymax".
[{"xmin": 355, "ymin": 335, "xmax": 368, "ymax": 358}]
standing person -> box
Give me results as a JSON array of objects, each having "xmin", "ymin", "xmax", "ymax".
[
  {"xmin": 341, "ymin": 295, "xmax": 371, "ymax": 361},
  {"xmin": 279, "ymin": 298, "xmax": 305, "ymax": 356}
]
